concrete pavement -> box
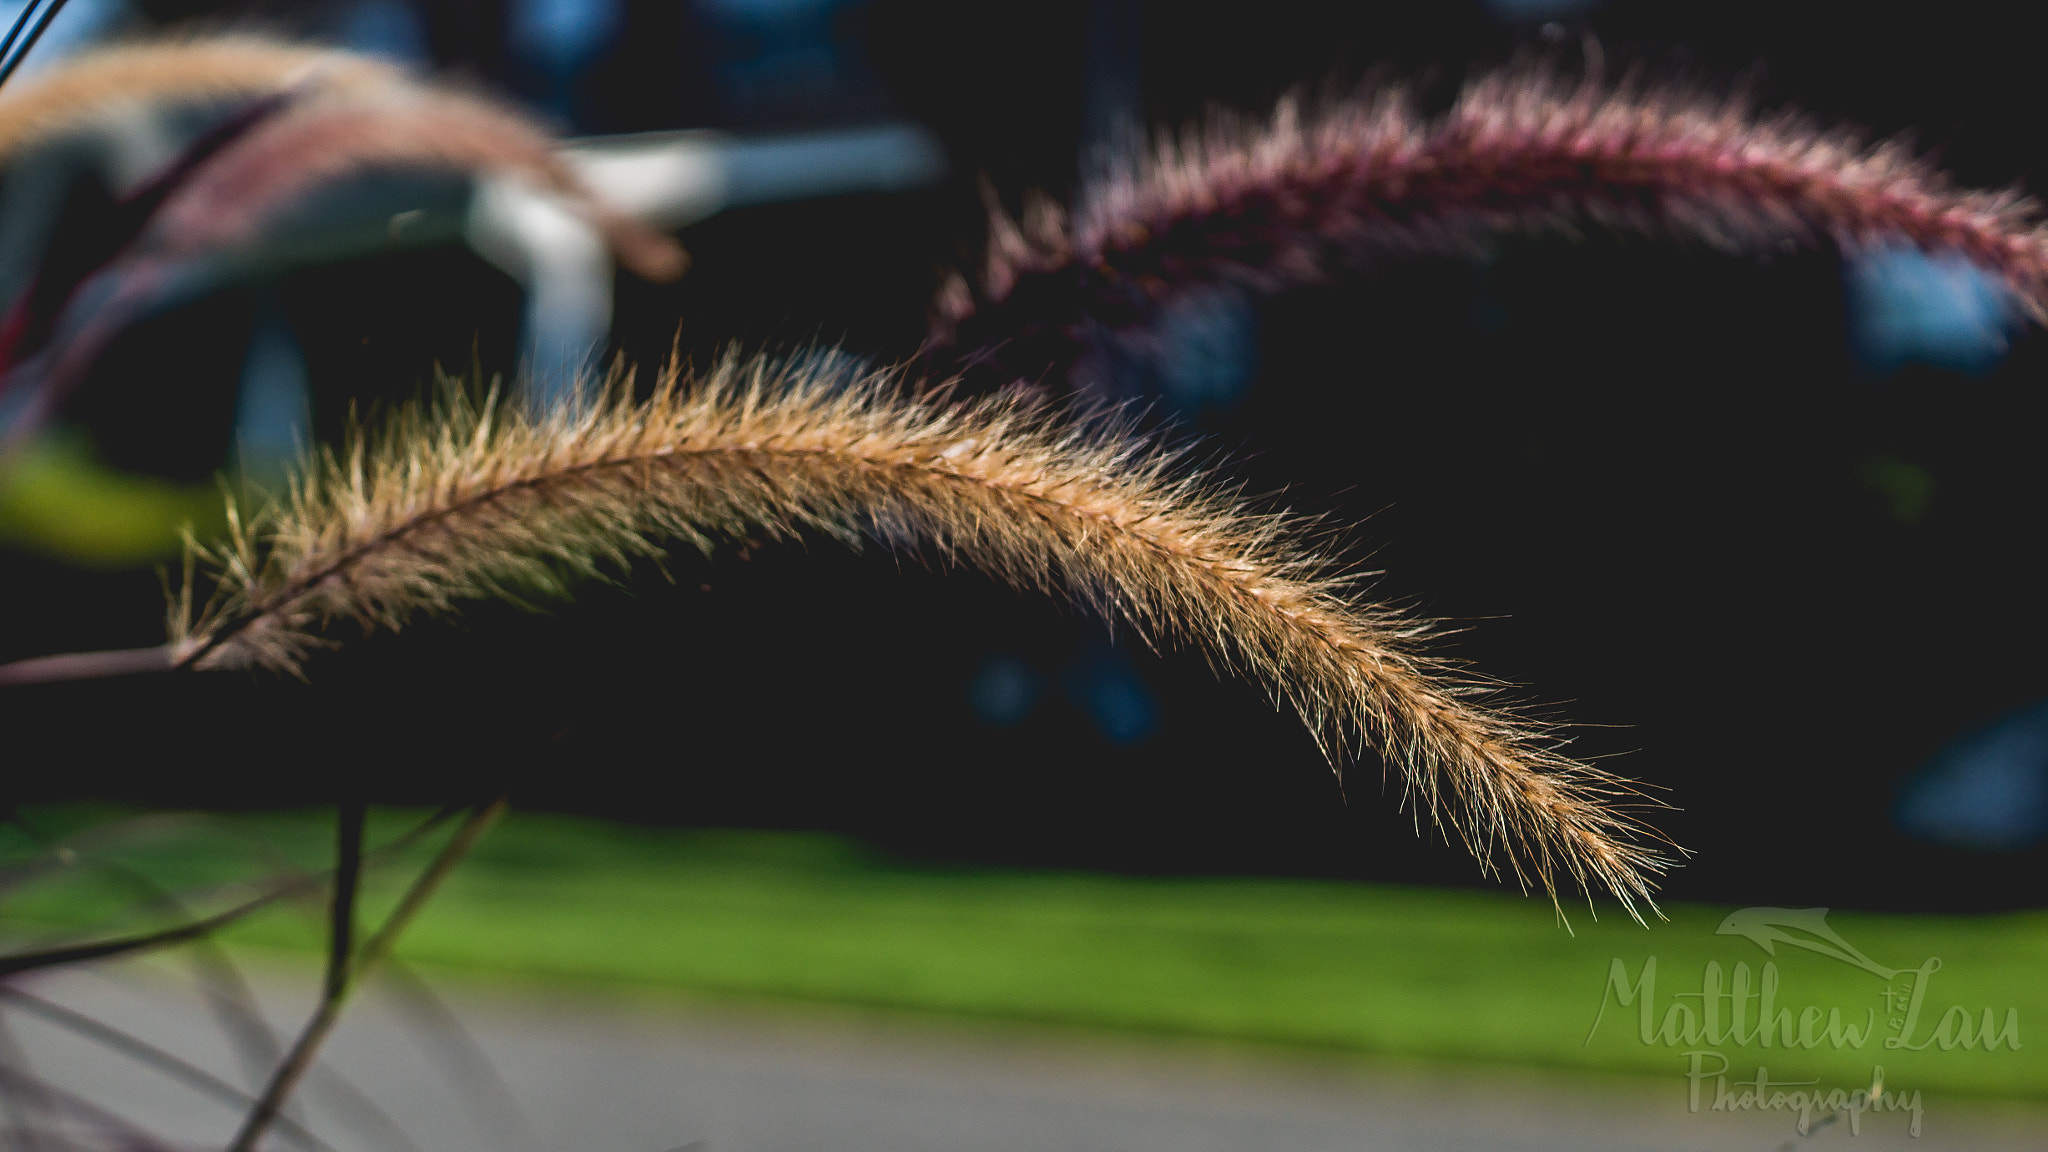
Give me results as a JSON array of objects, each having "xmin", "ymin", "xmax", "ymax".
[{"xmin": 1, "ymin": 954, "xmax": 2039, "ymax": 1152}]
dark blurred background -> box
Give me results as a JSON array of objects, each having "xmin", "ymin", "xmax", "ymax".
[{"xmin": 5, "ymin": 0, "xmax": 2047, "ymax": 912}]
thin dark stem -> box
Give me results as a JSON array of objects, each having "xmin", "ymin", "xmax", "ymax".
[
  {"xmin": 301, "ymin": 1064, "xmax": 428, "ymax": 1152},
  {"xmin": 188, "ymin": 945, "xmax": 285, "ymax": 1099},
  {"xmin": 0, "ymin": 875, "xmax": 307, "ymax": 978},
  {"xmin": 0, "ymin": 1060, "xmax": 176, "ymax": 1149},
  {"xmin": 0, "ymin": 805, "xmax": 459, "ymax": 978},
  {"xmin": 325, "ymin": 802, "xmax": 365, "ymax": 1004},
  {"xmin": 196, "ymin": 940, "xmax": 421, "ymax": 1152},
  {"xmin": 3, "ymin": 808, "xmax": 302, "ymax": 1118},
  {"xmin": 0, "ymin": 0, "xmax": 48, "ymax": 78},
  {"xmin": 380, "ymin": 959, "xmax": 542, "ymax": 1152},
  {"xmin": 0, "ymin": 1013, "xmax": 193, "ymax": 1150},
  {"xmin": 0, "ymin": 809, "xmax": 292, "ymax": 900},
  {"xmin": 0, "ymin": 1014, "xmax": 52, "ymax": 1152},
  {"xmin": 0, "ymin": 0, "xmax": 72, "ymax": 91},
  {"xmin": 0, "ymin": 644, "xmax": 174, "ymax": 686},
  {"xmin": 0, "ymin": 987, "xmax": 334, "ymax": 1152},
  {"xmin": 228, "ymin": 799, "xmax": 506, "ymax": 1152}
]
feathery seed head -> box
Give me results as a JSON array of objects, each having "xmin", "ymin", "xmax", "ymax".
[
  {"xmin": 0, "ymin": 34, "xmax": 408, "ymax": 164},
  {"xmin": 931, "ymin": 60, "xmax": 2048, "ymax": 386},
  {"xmin": 171, "ymin": 353, "xmax": 1672, "ymax": 918}
]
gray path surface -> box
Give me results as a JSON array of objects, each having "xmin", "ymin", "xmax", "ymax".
[{"xmin": 1, "ymin": 954, "xmax": 2039, "ymax": 1152}]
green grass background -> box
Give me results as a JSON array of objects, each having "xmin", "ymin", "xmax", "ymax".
[{"xmin": 4, "ymin": 805, "xmax": 2041, "ymax": 1102}]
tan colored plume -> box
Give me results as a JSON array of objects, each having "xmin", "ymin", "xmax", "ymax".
[
  {"xmin": 167, "ymin": 354, "xmax": 1672, "ymax": 919},
  {"xmin": 0, "ymin": 34, "xmax": 406, "ymax": 163}
]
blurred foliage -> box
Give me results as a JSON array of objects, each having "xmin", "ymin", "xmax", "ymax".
[{"xmin": 0, "ymin": 431, "xmax": 226, "ymax": 565}]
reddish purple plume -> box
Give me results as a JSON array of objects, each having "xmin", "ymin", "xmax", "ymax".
[
  {"xmin": 925, "ymin": 64, "xmax": 2048, "ymax": 389},
  {"xmin": 0, "ymin": 93, "xmax": 293, "ymax": 394}
]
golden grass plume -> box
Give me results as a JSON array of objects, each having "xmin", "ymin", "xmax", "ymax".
[{"xmin": 169, "ymin": 353, "xmax": 1672, "ymax": 918}]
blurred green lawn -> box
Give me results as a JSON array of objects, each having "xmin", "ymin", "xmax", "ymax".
[{"xmin": 5, "ymin": 806, "xmax": 2042, "ymax": 1101}]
